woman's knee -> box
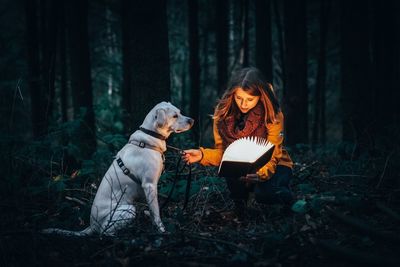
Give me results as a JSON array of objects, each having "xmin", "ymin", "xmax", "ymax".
[
  {"xmin": 275, "ymin": 166, "xmax": 293, "ymax": 187},
  {"xmin": 254, "ymin": 182, "xmax": 275, "ymax": 203}
]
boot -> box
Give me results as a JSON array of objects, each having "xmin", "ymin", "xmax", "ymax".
[{"xmin": 233, "ymin": 199, "xmax": 248, "ymax": 220}]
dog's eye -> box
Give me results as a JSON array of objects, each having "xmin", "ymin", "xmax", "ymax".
[{"xmin": 173, "ymin": 114, "xmax": 178, "ymax": 118}]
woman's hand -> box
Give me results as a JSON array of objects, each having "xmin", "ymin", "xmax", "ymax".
[{"xmin": 182, "ymin": 149, "xmax": 203, "ymax": 164}]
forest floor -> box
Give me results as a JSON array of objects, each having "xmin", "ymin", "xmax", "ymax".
[{"xmin": 1, "ymin": 144, "xmax": 400, "ymax": 266}]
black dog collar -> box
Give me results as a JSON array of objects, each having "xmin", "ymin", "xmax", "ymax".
[{"xmin": 139, "ymin": 127, "xmax": 167, "ymax": 140}]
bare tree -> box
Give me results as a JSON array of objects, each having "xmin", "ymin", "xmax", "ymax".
[
  {"xmin": 255, "ymin": 0, "xmax": 273, "ymax": 81},
  {"xmin": 25, "ymin": 0, "xmax": 45, "ymax": 138},
  {"xmin": 283, "ymin": 0, "xmax": 308, "ymax": 145},
  {"xmin": 216, "ymin": 0, "xmax": 229, "ymax": 95},
  {"xmin": 121, "ymin": 0, "xmax": 171, "ymax": 132},
  {"xmin": 240, "ymin": 0, "xmax": 249, "ymax": 67},
  {"xmin": 65, "ymin": 0, "xmax": 96, "ymax": 158},
  {"xmin": 340, "ymin": 0, "xmax": 371, "ymax": 150},
  {"xmin": 371, "ymin": 0, "xmax": 400, "ymax": 133},
  {"xmin": 188, "ymin": 0, "xmax": 200, "ymax": 144},
  {"xmin": 312, "ymin": 0, "xmax": 330, "ymax": 145},
  {"xmin": 24, "ymin": 0, "xmax": 58, "ymax": 138}
]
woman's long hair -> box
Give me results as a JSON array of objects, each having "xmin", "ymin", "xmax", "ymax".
[{"xmin": 214, "ymin": 67, "xmax": 280, "ymax": 124}]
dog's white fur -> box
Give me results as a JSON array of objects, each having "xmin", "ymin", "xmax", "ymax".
[{"xmin": 43, "ymin": 102, "xmax": 193, "ymax": 236}]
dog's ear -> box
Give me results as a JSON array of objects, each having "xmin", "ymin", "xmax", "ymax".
[{"xmin": 155, "ymin": 108, "xmax": 167, "ymax": 128}]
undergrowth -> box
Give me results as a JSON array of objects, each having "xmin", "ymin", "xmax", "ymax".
[{"xmin": 0, "ymin": 129, "xmax": 400, "ymax": 266}]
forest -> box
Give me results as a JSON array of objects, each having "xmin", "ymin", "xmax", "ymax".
[{"xmin": 1, "ymin": 0, "xmax": 400, "ymax": 266}]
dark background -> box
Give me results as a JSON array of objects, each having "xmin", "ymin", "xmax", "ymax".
[{"xmin": 1, "ymin": 0, "xmax": 400, "ymax": 266}]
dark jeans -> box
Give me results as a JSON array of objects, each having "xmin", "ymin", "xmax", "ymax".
[{"xmin": 225, "ymin": 165, "xmax": 294, "ymax": 205}]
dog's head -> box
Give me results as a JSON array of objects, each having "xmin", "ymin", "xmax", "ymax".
[{"xmin": 142, "ymin": 102, "xmax": 194, "ymax": 138}]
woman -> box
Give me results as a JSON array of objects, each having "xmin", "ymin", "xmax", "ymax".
[{"xmin": 183, "ymin": 67, "xmax": 294, "ymax": 214}]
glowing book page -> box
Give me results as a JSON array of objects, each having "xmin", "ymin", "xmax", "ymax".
[{"xmin": 218, "ymin": 136, "xmax": 275, "ymax": 177}]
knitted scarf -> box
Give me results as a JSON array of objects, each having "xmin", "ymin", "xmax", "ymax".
[{"xmin": 217, "ymin": 103, "xmax": 268, "ymax": 148}]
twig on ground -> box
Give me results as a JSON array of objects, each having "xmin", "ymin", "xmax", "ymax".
[
  {"xmin": 376, "ymin": 150, "xmax": 395, "ymax": 189},
  {"xmin": 376, "ymin": 201, "xmax": 400, "ymax": 222},
  {"xmin": 315, "ymin": 239, "xmax": 400, "ymax": 266},
  {"xmin": 65, "ymin": 196, "xmax": 87, "ymax": 206},
  {"xmin": 326, "ymin": 206, "xmax": 400, "ymax": 243},
  {"xmin": 329, "ymin": 174, "xmax": 371, "ymax": 179},
  {"xmin": 183, "ymin": 232, "xmax": 261, "ymax": 260}
]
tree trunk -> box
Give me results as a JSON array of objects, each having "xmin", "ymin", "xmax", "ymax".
[
  {"xmin": 255, "ymin": 0, "xmax": 273, "ymax": 82},
  {"xmin": 58, "ymin": 0, "xmax": 68, "ymax": 123},
  {"xmin": 40, "ymin": 0, "xmax": 58, "ymax": 127},
  {"xmin": 272, "ymin": 0, "xmax": 286, "ymax": 89},
  {"xmin": 371, "ymin": 0, "xmax": 400, "ymax": 133},
  {"xmin": 121, "ymin": 0, "xmax": 132, "ymax": 128},
  {"xmin": 341, "ymin": 0, "xmax": 371, "ymax": 149},
  {"xmin": 283, "ymin": 0, "xmax": 308, "ymax": 145},
  {"xmin": 65, "ymin": 0, "xmax": 96, "ymax": 158},
  {"xmin": 24, "ymin": 0, "xmax": 46, "ymax": 138},
  {"xmin": 121, "ymin": 0, "xmax": 171, "ymax": 132},
  {"xmin": 312, "ymin": 0, "xmax": 330, "ymax": 145},
  {"xmin": 240, "ymin": 0, "xmax": 249, "ymax": 67},
  {"xmin": 216, "ymin": 0, "xmax": 229, "ymax": 95},
  {"xmin": 106, "ymin": 7, "xmax": 117, "ymax": 102},
  {"xmin": 188, "ymin": 0, "xmax": 200, "ymax": 145}
]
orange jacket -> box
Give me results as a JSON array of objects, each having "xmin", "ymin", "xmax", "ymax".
[{"xmin": 199, "ymin": 111, "xmax": 293, "ymax": 180}]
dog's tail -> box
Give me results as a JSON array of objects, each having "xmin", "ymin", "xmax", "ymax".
[{"xmin": 41, "ymin": 226, "xmax": 93, "ymax": 237}]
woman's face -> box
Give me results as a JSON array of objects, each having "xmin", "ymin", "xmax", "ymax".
[{"xmin": 233, "ymin": 87, "xmax": 260, "ymax": 113}]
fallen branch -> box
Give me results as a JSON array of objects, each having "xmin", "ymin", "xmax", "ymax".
[
  {"xmin": 376, "ymin": 150, "xmax": 395, "ymax": 189},
  {"xmin": 184, "ymin": 232, "xmax": 260, "ymax": 260},
  {"xmin": 316, "ymin": 239, "xmax": 400, "ymax": 266},
  {"xmin": 376, "ymin": 201, "xmax": 400, "ymax": 222},
  {"xmin": 326, "ymin": 206, "xmax": 400, "ymax": 243},
  {"xmin": 65, "ymin": 196, "xmax": 87, "ymax": 206},
  {"xmin": 328, "ymin": 174, "xmax": 372, "ymax": 179}
]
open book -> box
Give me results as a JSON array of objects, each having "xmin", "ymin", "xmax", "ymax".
[{"xmin": 218, "ymin": 136, "xmax": 275, "ymax": 177}]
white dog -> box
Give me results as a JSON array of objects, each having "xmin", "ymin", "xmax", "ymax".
[{"xmin": 43, "ymin": 102, "xmax": 193, "ymax": 236}]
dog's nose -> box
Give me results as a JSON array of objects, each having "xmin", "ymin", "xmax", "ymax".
[{"xmin": 187, "ymin": 118, "xmax": 194, "ymax": 126}]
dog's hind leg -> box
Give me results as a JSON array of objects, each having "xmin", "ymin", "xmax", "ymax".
[
  {"xmin": 101, "ymin": 204, "xmax": 136, "ymax": 236},
  {"xmin": 142, "ymin": 183, "xmax": 165, "ymax": 233}
]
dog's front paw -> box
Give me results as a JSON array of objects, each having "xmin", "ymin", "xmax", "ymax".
[{"xmin": 157, "ymin": 223, "xmax": 166, "ymax": 233}]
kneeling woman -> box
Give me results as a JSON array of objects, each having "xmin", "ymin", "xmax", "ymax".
[{"xmin": 183, "ymin": 67, "xmax": 294, "ymax": 213}]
